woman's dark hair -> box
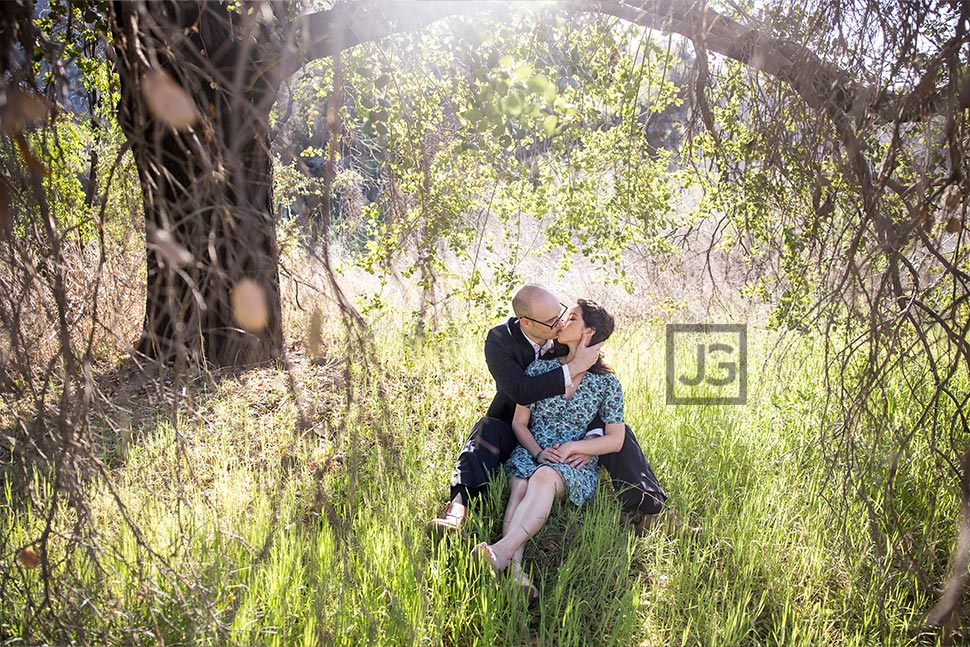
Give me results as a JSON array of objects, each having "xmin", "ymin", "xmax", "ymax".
[
  {"xmin": 578, "ymin": 298, "xmax": 614, "ymax": 374},
  {"xmin": 540, "ymin": 299, "xmax": 616, "ymax": 374}
]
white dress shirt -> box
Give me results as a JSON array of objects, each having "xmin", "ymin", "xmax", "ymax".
[{"xmin": 522, "ymin": 335, "xmax": 573, "ymax": 386}]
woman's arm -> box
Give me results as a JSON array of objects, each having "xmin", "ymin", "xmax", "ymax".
[
  {"xmin": 511, "ymin": 404, "xmax": 545, "ymax": 462},
  {"xmin": 557, "ymin": 422, "xmax": 624, "ymax": 461}
]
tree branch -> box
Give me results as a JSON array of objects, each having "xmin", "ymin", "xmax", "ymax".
[
  {"xmin": 568, "ymin": 0, "xmax": 943, "ymax": 124},
  {"xmin": 278, "ymin": 0, "xmax": 955, "ymax": 126},
  {"xmin": 276, "ymin": 0, "xmax": 465, "ymax": 79}
]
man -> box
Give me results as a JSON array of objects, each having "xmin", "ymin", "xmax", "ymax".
[{"xmin": 427, "ymin": 284, "xmax": 666, "ymax": 534}]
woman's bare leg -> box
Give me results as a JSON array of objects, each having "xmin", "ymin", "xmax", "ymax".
[
  {"xmin": 502, "ymin": 478, "xmax": 529, "ymax": 579},
  {"xmin": 503, "ymin": 477, "xmax": 528, "ymax": 536},
  {"xmin": 489, "ymin": 466, "xmax": 566, "ymax": 569}
]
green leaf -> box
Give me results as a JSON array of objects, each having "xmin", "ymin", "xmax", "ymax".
[
  {"xmin": 463, "ymin": 107, "xmax": 485, "ymax": 124},
  {"xmin": 526, "ymin": 74, "xmax": 549, "ymax": 94},
  {"xmin": 503, "ymin": 93, "xmax": 523, "ymax": 117},
  {"xmin": 544, "ymin": 84, "xmax": 557, "ymax": 105},
  {"xmin": 513, "ymin": 63, "xmax": 533, "ymax": 82},
  {"xmin": 542, "ymin": 115, "xmax": 558, "ymax": 137}
]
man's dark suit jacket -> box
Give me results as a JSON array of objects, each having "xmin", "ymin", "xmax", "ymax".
[{"xmin": 484, "ymin": 318, "xmax": 566, "ymax": 423}]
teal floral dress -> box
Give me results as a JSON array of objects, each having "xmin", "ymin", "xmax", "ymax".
[{"xmin": 504, "ymin": 359, "xmax": 625, "ymax": 506}]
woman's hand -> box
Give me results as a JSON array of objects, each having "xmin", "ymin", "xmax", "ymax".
[
  {"xmin": 536, "ymin": 446, "xmax": 564, "ymax": 464},
  {"xmin": 554, "ymin": 442, "xmax": 592, "ymax": 468}
]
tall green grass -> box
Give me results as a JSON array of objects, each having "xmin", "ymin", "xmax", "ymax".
[{"xmin": 1, "ymin": 323, "xmax": 963, "ymax": 645}]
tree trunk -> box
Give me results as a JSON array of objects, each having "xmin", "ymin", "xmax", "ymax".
[{"xmin": 112, "ymin": 1, "xmax": 285, "ymax": 368}]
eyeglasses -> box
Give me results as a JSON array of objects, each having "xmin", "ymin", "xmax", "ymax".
[{"xmin": 520, "ymin": 303, "xmax": 569, "ymax": 329}]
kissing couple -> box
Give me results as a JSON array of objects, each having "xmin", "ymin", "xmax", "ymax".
[{"xmin": 428, "ymin": 285, "xmax": 667, "ymax": 602}]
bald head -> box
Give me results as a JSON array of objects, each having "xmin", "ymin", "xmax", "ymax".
[{"xmin": 512, "ymin": 285, "xmax": 559, "ymax": 320}]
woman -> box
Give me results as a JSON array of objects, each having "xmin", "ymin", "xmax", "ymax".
[{"xmin": 473, "ymin": 299, "xmax": 624, "ymax": 601}]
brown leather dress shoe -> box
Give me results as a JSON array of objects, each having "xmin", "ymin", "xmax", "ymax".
[{"xmin": 426, "ymin": 501, "xmax": 466, "ymax": 537}]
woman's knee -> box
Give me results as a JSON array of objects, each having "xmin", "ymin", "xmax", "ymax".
[
  {"xmin": 532, "ymin": 466, "xmax": 566, "ymax": 492},
  {"xmin": 509, "ymin": 477, "xmax": 528, "ymax": 501}
]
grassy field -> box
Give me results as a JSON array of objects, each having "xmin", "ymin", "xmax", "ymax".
[{"xmin": 0, "ymin": 318, "xmax": 962, "ymax": 646}]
